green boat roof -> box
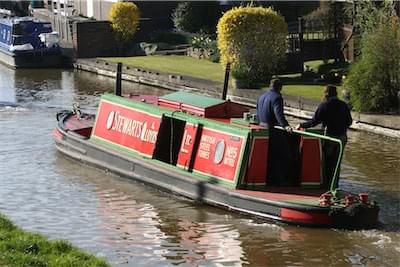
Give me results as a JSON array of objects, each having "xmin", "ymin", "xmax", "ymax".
[{"xmin": 160, "ymin": 91, "xmax": 225, "ymax": 108}]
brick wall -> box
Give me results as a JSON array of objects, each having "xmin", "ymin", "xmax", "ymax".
[{"xmin": 73, "ymin": 21, "xmax": 117, "ymax": 58}]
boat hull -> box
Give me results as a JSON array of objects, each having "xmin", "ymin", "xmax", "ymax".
[
  {"xmin": 0, "ymin": 48, "xmax": 64, "ymax": 68},
  {"xmin": 54, "ymin": 114, "xmax": 379, "ymax": 229}
]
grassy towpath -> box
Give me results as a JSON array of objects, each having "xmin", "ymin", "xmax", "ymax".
[
  {"xmin": 0, "ymin": 213, "xmax": 110, "ymax": 267},
  {"xmin": 105, "ymin": 55, "xmax": 226, "ymax": 82},
  {"xmin": 103, "ymin": 56, "xmax": 347, "ymax": 101}
]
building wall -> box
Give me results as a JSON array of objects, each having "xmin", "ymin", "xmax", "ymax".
[{"xmin": 73, "ymin": 20, "xmax": 117, "ymax": 58}]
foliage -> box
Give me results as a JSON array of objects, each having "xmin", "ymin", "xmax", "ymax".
[
  {"xmin": 349, "ymin": 0, "xmax": 397, "ymax": 56},
  {"xmin": 231, "ymin": 64, "xmax": 251, "ymax": 80},
  {"xmin": 217, "ymin": 6, "xmax": 288, "ymax": 84},
  {"xmin": 345, "ymin": 15, "xmax": 400, "ymax": 113},
  {"xmin": 190, "ymin": 32, "xmax": 220, "ymax": 62},
  {"xmin": 0, "ymin": 214, "xmax": 110, "ymax": 267},
  {"xmin": 172, "ymin": 1, "xmax": 222, "ymax": 34},
  {"xmin": 353, "ymin": 0, "xmax": 396, "ymax": 36},
  {"xmin": 109, "ymin": 2, "xmax": 140, "ymax": 50},
  {"xmin": 149, "ymin": 31, "xmax": 189, "ymax": 45}
]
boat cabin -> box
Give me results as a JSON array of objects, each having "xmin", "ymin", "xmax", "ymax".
[
  {"xmin": 0, "ymin": 17, "xmax": 58, "ymax": 52},
  {"xmin": 88, "ymin": 92, "xmax": 325, "ymax": 191}
]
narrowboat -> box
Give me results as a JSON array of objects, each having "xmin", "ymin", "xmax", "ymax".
[
  {"xmin": 53, "ymin": 92, "xmax": 379, "ymax": 229},
  {"xmin": 0, "ymin": 17, "xmax": 62, "ymax": 68}
]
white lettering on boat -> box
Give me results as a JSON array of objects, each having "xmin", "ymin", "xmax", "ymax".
[
  {"xmin": 223, "ymin": 146, "xmax": 238, "ymax": 167},
  {"xmin": 198, "ymin": 134, "xmax": 216, "ymax": 160},
  {"xmin": 107, "ymin": 111, "xmax": 157, "ymax": 144}
]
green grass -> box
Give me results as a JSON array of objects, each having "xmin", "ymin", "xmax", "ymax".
[
  {"xmin": 282, "ymin": 84, "xmax": 325, "ymax": 100},
  {"xmin": 276, "ymin": 74, "xmax": 340, "ymax": 100},
  {"xmin": 103, "ymin": 55, "xmax": 226, "ymax": 82},
  {"xmin": 102, "ymin": 55, "xmax": 346, "ymax": 101},
  {"xmin": 304, "ymin": 59, "xmax": 350, "ymax": 74},
  {"xmin": 0, "ymin": 214, "xmax": 110, "ymax": 267}
]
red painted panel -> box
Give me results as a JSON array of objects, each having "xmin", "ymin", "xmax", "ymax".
[
  {"xmin": 192, "ymin": 128, "xmax": 244, "ymax": 182},
  {"xmin": 158, "ymin": 99, "xmax": 181, "ymax": 110},
  {"xmin": 244, "ymin": 137, "xmax": 269, "ymax": 185},
  {"xmin": 177, "ymin": 123, "xmax": 199, "ymax": 170},
  {"xmin": 300, "ymin": 137, "xmax": 322, "ymax": 185},
  {"xmin": 92, "ymin": 100, "xmax": 161, "ymax": 157},
  {"xmin": 281, "ymin": 208, "xmax": 331, "ymax": 225}
]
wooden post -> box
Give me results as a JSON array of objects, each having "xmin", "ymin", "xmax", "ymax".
[
  {"xmin": 221, "ymin": 63, "xmax": 231, "ymax": 100},
  {"xmin": 115, "ymin": 62, "xmax": 122, "ymax": 96}
]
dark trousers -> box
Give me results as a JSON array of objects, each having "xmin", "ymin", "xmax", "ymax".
[
  {"xmin": 267, "ymin": 128, "xmax": 300, "ymax": 186},
  {"xmin": 322, "ymin": 134, "xmax": 347, "ymax": 189}
]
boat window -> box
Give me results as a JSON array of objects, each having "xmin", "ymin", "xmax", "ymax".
[
  {"xmin": 13, "ymin": 37, "xmax": 24, "ymax": 45},
  {"xmin": 12, "ymin": 24, "xmax": 24, "ymax": 36}
]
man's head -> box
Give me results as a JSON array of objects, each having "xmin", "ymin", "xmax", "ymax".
[
  {"xmin": 323, "ymin": 84, "xmax": 337, "ymax": 99},
  {"xmin": 270, "ymin": 79, "xmax": 282, "ymax": 92}
]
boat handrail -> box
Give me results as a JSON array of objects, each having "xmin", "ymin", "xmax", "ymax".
[{"xmin": 274, "ymin": 126, "xmax": 343, "ymax": 194}]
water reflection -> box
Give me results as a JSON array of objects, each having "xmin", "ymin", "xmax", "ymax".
[{"xmin": 0, "ymin": 63, "xmax": 399, "ymax": 267}]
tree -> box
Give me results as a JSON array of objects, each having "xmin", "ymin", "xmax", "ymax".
[
  {"xmin": 217, "ymin": 6, "xmax": 288, "ymax": 84},
  {"xmin": 172, "ymin": 1, "xmax": 222, "ymax": 34},
  {"xmin": 345, "ymin": 14, "xmax": 400, "ymax": 113},
  {"xmin": 109, "ymin": 2, "xmax": 140, "ymax": 52}
]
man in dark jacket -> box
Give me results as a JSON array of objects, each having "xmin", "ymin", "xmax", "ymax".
[
  {"xmin": 257, "ymin": 79, "xmax": 298, "ymax": 186},
  {"xmin": 297, "ymin": 85, "xmax": 353, "ymax": 189},
  {"xmin": 256, "ymin": 79, "xmax": 292, "ymax": 131}
]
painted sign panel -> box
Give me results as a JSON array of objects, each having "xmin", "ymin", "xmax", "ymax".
[
  {"xmin": 92, "ymin": 100, "xmax": 161, "ymax": 157},
  {"xmin": 177, "ymin": 123, "xmax": 199, "ymax": 170},
  {"xmin": 192, "ymin": 128, "xmax": 244, "ymax": 182}
]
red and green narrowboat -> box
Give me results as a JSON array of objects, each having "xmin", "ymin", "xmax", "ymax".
[{"xmin": 53, "ymin": 91, "xmax": 379, "ymax": 228}]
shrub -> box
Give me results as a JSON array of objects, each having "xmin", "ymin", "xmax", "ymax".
[
  {"xmin": 172, "ymin": 1, "xmax": 222, "ymax": 34},
  {"xmin": 189, "ymin": 32, "xmax": 220, "ymax": 62},
  {"xmin": 217, "ymin": 6, "xmax": 288, "ymax": 84},
  {"xmin": 149, "ymin": 31, "xmax": 189, "ymax": 45},
  {"xmin": 109, "ymin": 2, "xmax": 140, "ymax": 51},
  {"xmin": 345, "ymin": 15, "xmax": 400, "ymax": 113}
]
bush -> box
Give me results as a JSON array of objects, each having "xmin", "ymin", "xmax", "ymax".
[
  {"xmin": 149, "ymin": 31, "xmax": 189, "ymax": 45},
  {"xmin": 172, "ymin": 1, "xmax": 222, "ymax": 34},
  {"xmin": 345, "ymin": 15, "xmax": 400, "ymax": 113},
  {"xmin": 109, "ymin": 2, "xmax": 140, "ymax": 51},
  {"xmin": 217, "ymin": 6, "xmax": 288, "ymax": 84}
]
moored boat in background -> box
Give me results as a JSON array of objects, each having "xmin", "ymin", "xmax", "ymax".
[
  {"xmin": 0, "ymin": 17, "xmax": 63, "ymax": 68},
  {"xmin": 53, "ymin": 91, "xmax": 379, "ymax": 229}
]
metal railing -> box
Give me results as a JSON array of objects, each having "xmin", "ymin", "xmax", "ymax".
[{"xmin": 274, "ymin": 126, "xmax": 343, "ymax": 194}]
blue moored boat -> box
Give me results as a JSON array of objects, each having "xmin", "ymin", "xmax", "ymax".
[{"xmin": 0, "ymin": 17, "xmax": 62, "ymax": 68}]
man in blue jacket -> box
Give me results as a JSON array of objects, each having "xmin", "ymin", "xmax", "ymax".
[
  {"xmin": 297, "ymin": 85, "xmax": 353, "ymax": 189},
  {"xmin": 256, "ymin": 79, "xmax": 292, "ymax": 131},
  {"xmin": 257, "ymin": 79, "xmax": 298, "ymax": 186}
]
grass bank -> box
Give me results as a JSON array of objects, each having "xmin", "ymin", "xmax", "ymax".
[
  {"xmin": 103, "ymin": 55, "xmax": 346, "ymax": 101},
  {"xmin": 0, "ymin": 213, "xmax": 110, "ymax": 267},
  {"xmin": 104, "ymin": 55, "xmax": 226, "ymax": 82}
]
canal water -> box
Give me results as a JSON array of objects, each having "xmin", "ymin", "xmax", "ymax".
[{"xmin": 0, "ymin": 64, "xmax": 399, "ymax": 267}]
